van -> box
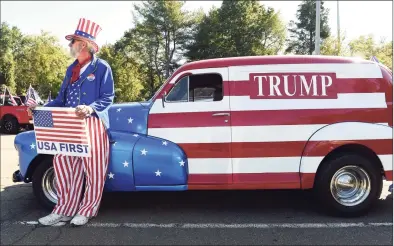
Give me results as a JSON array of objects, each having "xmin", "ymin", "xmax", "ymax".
[{"xmin": 13, "ymin": 55, "xmax": 393, "ymax": 216}]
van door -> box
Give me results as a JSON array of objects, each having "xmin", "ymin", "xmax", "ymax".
[{"xmin": 148, "ymin": 67, "xmax": 232, "ymax": 186}]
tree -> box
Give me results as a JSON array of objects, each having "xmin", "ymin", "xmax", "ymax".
[
  {"xmin": 132, "ymin": 0, "xmax": 201, "ymax": 79},
  {"xmin": 113, "ymin": 0, "xmax": 202, "ymax": 99},
  {"xmin": 184, "ymin": 0, "xmax": 287, "ymax": 61},
  {"xmin": 0, "ymin": 22, "xmax": 24, "ymax": 92},
  {"xmin": 97, "ymin": 44, "xmax": 145, "ymax": 103},
  {"xmin": 348, "ymin": 34, "xmax": 392, "ymax": 69},
  {"xmin": 285, "ymin": 0, "xmax": 330, "ymax": 55},
  {"xmin": 13, "ymin": 31, "xmax": 72, "ymax": 96},
  {"xmin": 320, "ymin": 31, "xmax": 349, "ymax": 56}
]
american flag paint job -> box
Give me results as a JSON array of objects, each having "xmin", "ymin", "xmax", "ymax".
[{"xmin": 13, "ymin": 55, "xmax": 393, "ymax": 194}]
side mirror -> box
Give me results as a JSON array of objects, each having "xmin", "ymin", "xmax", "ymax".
[{"xmin": 162, "ymin": 91, "xmax": 167, "ymax": 108}]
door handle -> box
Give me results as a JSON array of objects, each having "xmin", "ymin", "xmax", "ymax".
[{"xmin": 212, "ymin": 112, "xmax": 230, "ymax": 117}]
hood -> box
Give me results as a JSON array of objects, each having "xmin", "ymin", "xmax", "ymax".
[{"xmin": 108, "ymin": 102, "xmax": 151, "ymax": 135}]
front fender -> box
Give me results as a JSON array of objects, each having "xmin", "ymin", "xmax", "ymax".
[
  {"xmin": 299, "ymin": 122, "xmax": 393, "ymax": 188},
  {"xmin": 14, "ymin": 130, "xmax": 39, "ymax": 180}
]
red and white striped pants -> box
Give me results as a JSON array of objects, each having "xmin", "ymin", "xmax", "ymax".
[{"xmin": 52, "ymin": 116, "xmax": 109, "ymax": 217}]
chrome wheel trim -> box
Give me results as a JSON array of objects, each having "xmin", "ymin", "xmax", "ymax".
[
  {"xmin": 41, "ymin": 167, "xmax": 58, "ymax": 204},
  {"xmin": 330, "ymin": 165, "xmax": 371, "ymax": 207}
]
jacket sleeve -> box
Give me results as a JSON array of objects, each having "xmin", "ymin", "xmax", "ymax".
[
  {"xmin": 44, "ymin": 75, "xmax": 68, "ymax": 107},
  {"xmin": 89, "ymin": 64, "xmax": 115, "ymax": 116}
]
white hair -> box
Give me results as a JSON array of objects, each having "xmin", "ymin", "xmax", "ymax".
[{"xmin": 84, "ymin": 41, "xmax": 96, "ymax": 55}]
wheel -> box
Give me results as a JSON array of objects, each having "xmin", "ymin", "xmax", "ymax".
[
  {"xmin": 314, "ymin": 154, "xmax": 382, "ymax": 217},
  {"xmin": 1, "ymin": 116, "xmax": 19, "ymax": 134},
  {"xmin": 32, "ymin": 158, "xmax": 57, "ymax": 210}
]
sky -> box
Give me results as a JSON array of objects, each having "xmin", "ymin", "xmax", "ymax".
[{"xmin": 1, "ymin": 1, "xmax": 393, "ymax": 51}]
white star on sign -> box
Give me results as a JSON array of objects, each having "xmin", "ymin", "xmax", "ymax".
[
  {"xmin": 30, "ymin": 143, "xmax": 35, "ymax": 149},
  {"xmin": 108, "ymin": 172, "xmax": 115, "ymax": 179},
  {"xmin": 123, "ymin": 161, "xmax": 129, "ymax": 167},
  {"xmin": 141, "ymin": 149, "xmax": 148, "ymax": 155},
  {"xmin": 155, "ymin": 170, "xmax": 161, "ymax": 176},
  {"xmin": 128, "ymin": 117, "xmax": 133, "ymax": 124},
  {"xmin": 116, "ymin": 108, "xmax": 121, "ymax": 112},
  {"xmin": 179, "ymin": 160, "xmax": 185, "ymax": 166},
  {"xmin": 162, "ymin": 141, "xmax": 168, "ymax": 146}
]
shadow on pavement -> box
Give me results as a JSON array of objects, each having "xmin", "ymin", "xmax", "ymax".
[{"xmin": 2, "ymin": 182, "xmax": 392, "ymax": 223}]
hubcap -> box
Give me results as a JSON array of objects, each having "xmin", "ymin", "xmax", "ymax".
[
  {"xmin": 330, "ymin": 165, "xmax": 371, "ymax": 206},
  {"xmin": 41, "ymin": 167, "xmax": 58, "ymax": 204},
  {"xmin": 5, "ymin": 121, "xmax": 12, "ymax": 131}
]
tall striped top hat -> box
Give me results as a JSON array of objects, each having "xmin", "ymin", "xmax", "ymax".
[{"xmin": 65, "ymin": 18, "xmax": 102, "ymax": 52}]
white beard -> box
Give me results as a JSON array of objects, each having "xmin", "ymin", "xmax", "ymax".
[{"xmin": 70, "ymin": 44, "xmax": 82, "ymax": 58}]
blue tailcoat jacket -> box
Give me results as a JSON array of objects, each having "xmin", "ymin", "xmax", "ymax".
[{"xmin": 45, "ymin": 55, "xmax": 115, "ymax": 131}]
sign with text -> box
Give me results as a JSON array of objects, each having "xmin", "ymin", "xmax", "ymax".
[
  {"xmin": 249, "ymin": 73, "xmax": 338, "ymax": 99},
  {"xmin": 32, "ymin": 107, "xmax": 91, "ymax": 157}
]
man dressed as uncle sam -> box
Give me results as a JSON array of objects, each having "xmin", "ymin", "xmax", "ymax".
[{"xmin": 28, "ymin": 18, "xmax": 115, "ymax": 226}]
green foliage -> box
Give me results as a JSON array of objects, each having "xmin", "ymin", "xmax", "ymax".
[
  {"xmin": 14, "ymin": 31, "xmax": 72, "ymax": 96},
  {"xmin": 285, "ymin": 0, "xmax": 331, "ymax": 55},
  {"xmin": 0, "ymin": 22, "xmax": 71, "ymax": 97},
  {"xmin": 348, "ymin": 34, "xmax": 392, "ymax": 69},
  {"xmin": 1, "ymin": 1, "xmax": 391, "ymax": 104},
  {"xmin": 112, "ymin": 0, "xmax": 202, "ymax": 99},
  {"xmin": 184, "ymin": 0, "xmax": 287, "ymax": 61},
  {"xmin": 0, "ymin": 22, "xmax": 23, "ymax": 92},
  {"xmin": 97, "ymin": 44, "xmax": 145, "ymax": 102},
  {"xmin": 320, "ymin": 31, "xmax": 349, "ymax": 56}
]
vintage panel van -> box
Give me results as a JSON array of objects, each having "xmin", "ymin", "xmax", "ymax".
[{"xmin": 13, "ymin": 55, "xmax": 393, "ymax": 217}]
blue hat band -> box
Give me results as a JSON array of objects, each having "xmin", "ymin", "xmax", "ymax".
[{"xmin": 74, "ymin": 30, "xmax": 95, "ymax": 40}]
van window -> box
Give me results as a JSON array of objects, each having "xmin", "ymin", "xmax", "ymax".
[{"xmin": 165, "ymin": 73, "xmax": 223, "ymax": 102}]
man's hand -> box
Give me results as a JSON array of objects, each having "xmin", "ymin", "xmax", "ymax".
[
  {"xmin": 75, "ymin": 105, "xmax": 94, "ymax": 118},
  {"xmin": 27, "ymin": 106, "xmax": 36, "ymax": 116}
]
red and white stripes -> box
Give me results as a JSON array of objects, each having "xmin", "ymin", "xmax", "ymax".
[
  {"xmin": 52, "ymin": 116, "xmax": 109, "ymax": 217},
  {"xmin": 76, "ymin": 18, "xmax": 102, "ymax": 38},
  {"xmin": 147, "ymin": 62, "xmax": 393, "ymax": 188}
]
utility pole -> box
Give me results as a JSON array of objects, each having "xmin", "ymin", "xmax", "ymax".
[
  {"xmin": 315, "ymin": 0, "xmax": 321, "ymax": 55},
  {"xmin": 337, "ymin": 0, "xmax": 340, "ymax": 55}
]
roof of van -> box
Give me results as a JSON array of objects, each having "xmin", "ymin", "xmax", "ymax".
[{"xmin": 180, "ymin": 55, "xmax": 375, "ymax": 71}]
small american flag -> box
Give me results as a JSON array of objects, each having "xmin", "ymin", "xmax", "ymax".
[
  {"xmin": 370, "ymin": 56, "xmax": 380, "ymax": 63},
  {"xmin": 32, "ymin": 108, "xmax": 89, "ymax": 145},
  {"xmin": 25, "ymin": 85, "xmax": 38, "ymax": 106}
]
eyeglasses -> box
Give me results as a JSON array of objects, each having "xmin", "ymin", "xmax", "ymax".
[{"xmin": 70, "ymin": 39, "xmax": 81, "ymax": 44}]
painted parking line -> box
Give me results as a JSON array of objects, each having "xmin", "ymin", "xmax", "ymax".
[{"xmin": 3, "ymin": 221, "xmax": 393, "ymax": 229}]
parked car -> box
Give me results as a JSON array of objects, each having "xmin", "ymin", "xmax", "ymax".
[
  {"xmin": 0, "ymin": 95, "xmax": 32, "ymax": 134},
  {"xmin": 12, "ymin": 55, "xmax": 393, "ymax": 217}
]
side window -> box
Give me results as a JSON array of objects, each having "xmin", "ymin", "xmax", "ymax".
[
  {"xmin": 165, "ymin": 73, "xmax": 223, "ymax": 103},
  {"xmin": 165, "ymin": 76, "xmax": 189, "ymax": 102}
]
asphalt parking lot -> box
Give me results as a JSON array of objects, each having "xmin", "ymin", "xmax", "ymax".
[{"xmin": 1, "ymin": 133, "xmax": 393, "ymax": 245}]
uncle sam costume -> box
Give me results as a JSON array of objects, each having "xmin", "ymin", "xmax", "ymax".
[{"xmin": 40, "ymin": 18, "xmax": 114, "ymax": 225}]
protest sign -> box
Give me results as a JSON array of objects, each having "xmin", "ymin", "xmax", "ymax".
[{"xmin": 32, "ymin": 107, "xmax": 91, "ymax": 157}]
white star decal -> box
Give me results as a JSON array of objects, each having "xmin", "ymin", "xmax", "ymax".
[
  {"xmin": 162, "ymin": 141, "xmax": 168, "ymax": 146},
  {"xmin": 141, "ymin": 149, "xmax": 148, "ymax": 155},
  {"xmin": 133, "ymin": 134, "xmax": 139, "ymax": 137},
  {"xmin": 128, "ymin": 117, "xmax": 133, "ymax": 124},
  {"xmin": 155, "ymin": 170, "xmax": 161, "ymax": 176},
  {"xmin": 123, "ymin": 161, "xmax": 129, "ymax": 167},
  {"xmin": 108, "ymin": 172, "xmax": 114, "ymax": 179},
  {"xmin": 30, "ymin": 143, "xmax": 35, "ymax": 149},
  {"xmin": 117, "ymin": 108, "xmax": 121, "ymax": 112},
  {"xmin": 179, "ymin": 160, "xmax": 185, "ymax": 166}
]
